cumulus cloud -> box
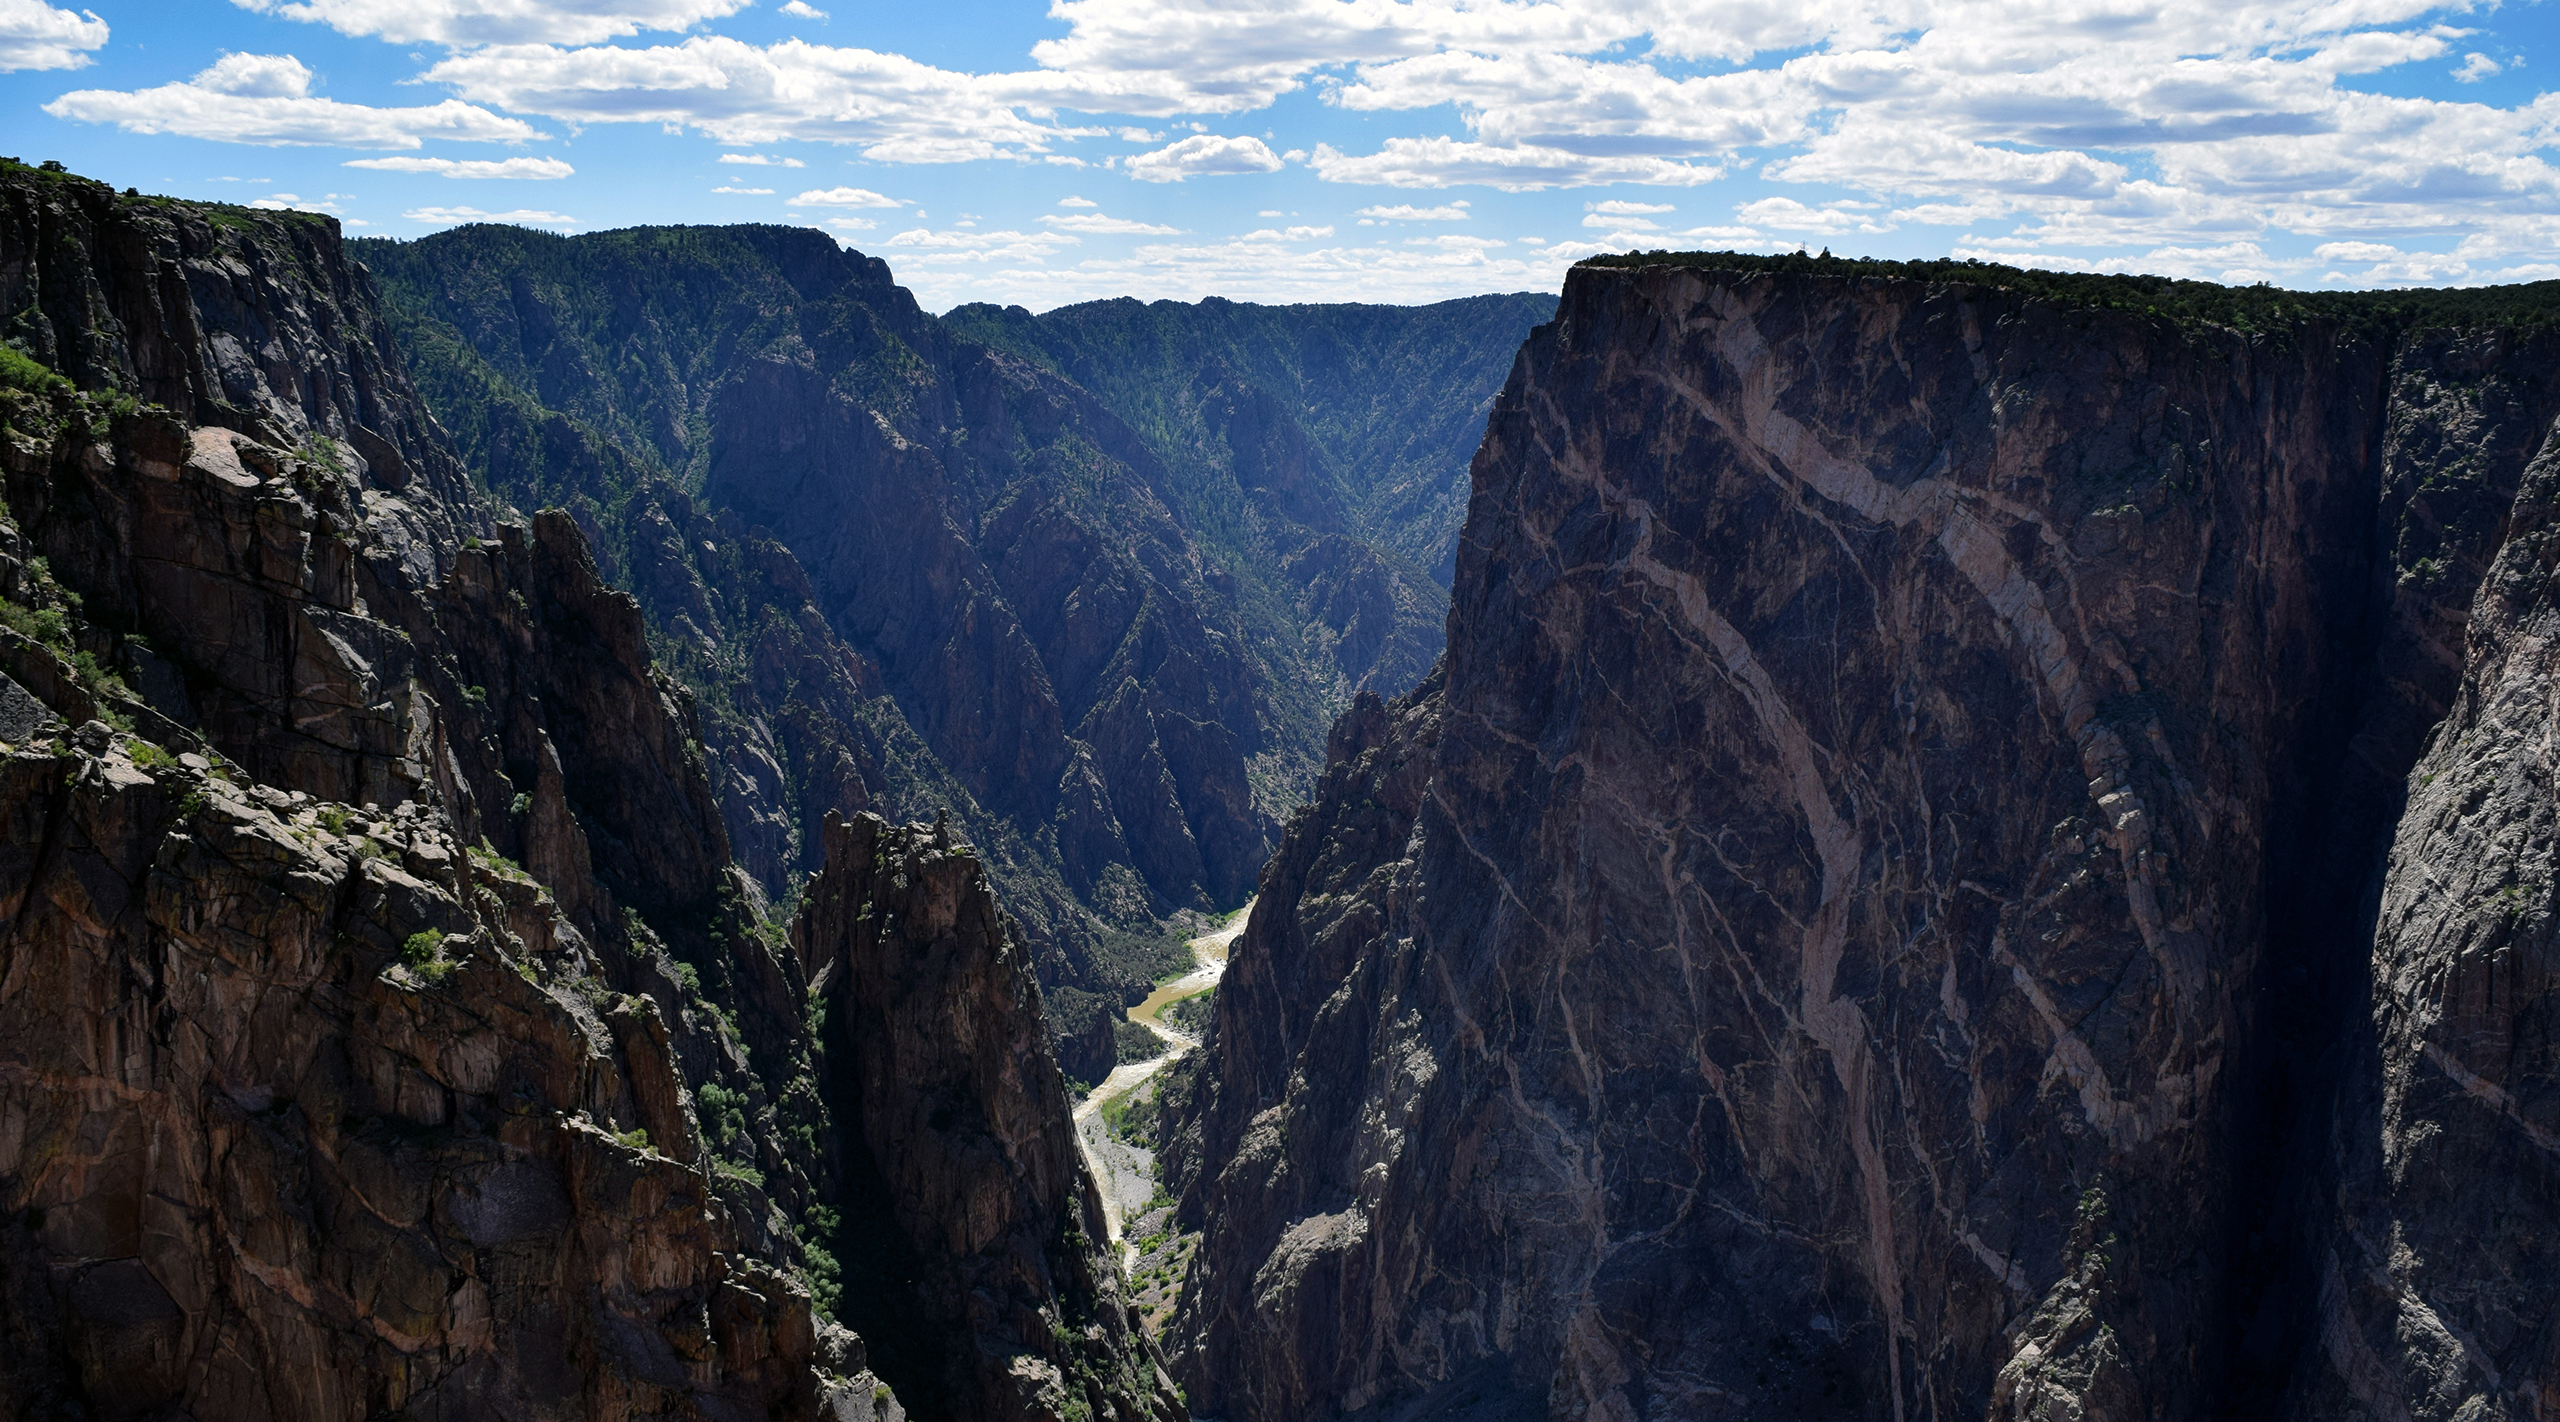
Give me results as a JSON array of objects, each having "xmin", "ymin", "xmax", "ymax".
[
  {"xmin": 250, "ymin": 191, "xmax": 342, "ymax": 213},
  {"xmin": 0, "ymin": 0, "xmax": 106, "ymax": 72},
  {"xmin": 791, "ymin": 185, "xmax": 902, "ymax": 207},
  {"xmin": 1058, "ymin": 194, "xmax": 1100, "ymax": 207},
  {"xmin": 228, "ymin": 0, "xmax": 749, "ymax": 47},
  {"xmin": 883, "ymin": 226, "xmax": 1078, "ymax": 263},
  {"xmin": 426, "ymin": 37, "xmax": 1069, "ymax": 160},
  {"xmin": 48, "ymin": 53, "xmax": 542, "ymax": 148},
  {"xmin": 2315, "ymin": 240, "xmax": 2403, "ymax": 261},
  {"xmin": 712, "ymin": 184, "xmax": 772, "ymax": 193},
  {"xmin": 1733, "ymin": 196, "xmax": 1892, "ymax": 235},
  {"xmin": 405, "ymin": 203, "xmax": 577, "ymax": 226},
  {"xmin": 345, "ymin": 155, "xmax": 572, "ymax": 177},
  {"xmin": 1311, "ymin": 137, "xmax": 1719, "ymax": 191},
  {"xmin": 888, "ymin": 226, "xmax": 1588, "ymax": 313},
  {"xmin": 1125, "ymin": 134, "xmax": 1283, "ymax": 181},
  {"xmin": 779, "ymin": 0, "xmax": 825, "ymax": 16},
  {"xmin": 719, "ymin": 152, "xmax": 804, "ymax": 167},
  {"xmin": 1355, "ymin": 200, "xmax": 1470, "ymax": 220},
  {"xmin": 1042, "ymin": 211, "xmax": 1183, "ymax": 233}
]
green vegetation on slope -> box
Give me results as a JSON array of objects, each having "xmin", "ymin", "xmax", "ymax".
[{"xmin": 945, "ymin": 291, "xmax": 1555, "ymax": 587}]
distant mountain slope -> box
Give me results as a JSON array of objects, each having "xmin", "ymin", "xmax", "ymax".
[{"xmin": 946, "ymin": 292, "xmax": 1555, "ymax": 588}]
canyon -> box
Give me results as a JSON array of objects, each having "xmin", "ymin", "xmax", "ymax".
[
  {"xmin": 352, "ymin": 224, "xmax": 1548, "ymax": 1085},
  {"xmin": 5, "ymin": 154, "xmax": 2559, "ymax": 1422}
]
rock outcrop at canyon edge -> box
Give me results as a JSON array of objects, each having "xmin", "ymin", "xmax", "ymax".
[
  {"xmin": 0, "ymin": 160, "xmax": 1167, "ymax": 1421},
  {"xmin": 1164, "ymin": 257, "xmax": 2560, "ymax": 1420}
]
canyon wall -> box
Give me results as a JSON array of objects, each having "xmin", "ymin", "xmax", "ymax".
[
  {"xmin": 1165, "ymin": 259, "xmax": 2560, "ymax": 1420},
  {"xmin": 0, "ymin": 160, "xmax": 1170, "ymax": 1422}
]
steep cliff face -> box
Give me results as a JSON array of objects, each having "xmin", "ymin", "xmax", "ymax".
[
  {"xmin": 1, "ymin": 163, "xmax": 1172, "ymax": 1422},
  {"xmin": 794, "ymin": 812, "xmax": 1182, "ymax": 1422},
  {"xmin": 1166, "ymin": 259, "xmax": 2560, "ymax": 1420},
  {"xmin": 0, "ymin": 727, "xmax": 832, "ymax": 1421},
  {"xmin": 2298, "ymin": 412, "xmax": 2560, "ymax": 1418}
]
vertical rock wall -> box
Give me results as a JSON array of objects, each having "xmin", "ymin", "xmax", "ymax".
[
  {"xmin": 1166, "ymin": 263, "xmax": 2560, "ymax": 1420},
  {"xmin": 794, "ymin": 811, "xmax": 1184, "ymax": 1422}
]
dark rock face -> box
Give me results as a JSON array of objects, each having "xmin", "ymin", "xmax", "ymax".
[
  {"xmin": 1166, "ymin": 263, "xmax": 2560, "ymax": 1420},
  {"xmin": 0, "ymin": 161, "xmax": 470, "ymax": 509},
  {"xmin": 0, "ymin": 737, "xmax": 823, "ymax": 1421},
  {"xmin": 2298, "ymin": 417, "xmax": 2560, "ymax": 1418},
  {"xmin": 795, "ymin": 812, "xmax": 1183, "ymax": 1422},
  {"xmin": 0, "ymin": 164, "xmax": 1171, "ymax": 1422}
]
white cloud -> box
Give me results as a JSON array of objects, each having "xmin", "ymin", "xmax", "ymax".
[
  {"xmin": 1234, "ymin": 224, "xmax": 1333, "ymax": 239},
  {"xmin": 100, "ymin": 0, "xmax": 2547, "ymax": 288},
  {"xmin": 792, "ymin": 185, "xmax": 902, "ymax": 207},
  {"xmin": 1126, "ymin": 133, "xmax": 1283, "ymax": 182},
  {"xmin": 2314, "ymin": 239, "xmax": 2403, "ymax": 261},
  {"xmin": 712, "ymin": 184, "xmax": 772, "ymax": 193},
  {"xmin": 1355, "ymin": 200, "xmax": 1470, "ymax": 220},
  {"xmin": 1588, "ymin": 199, "xmax": 1673, "ymax": 215},
  {"xmin": 884, "ymin": 227, "xmax": 1079, "ymax": 263},
  {"xmin": 779, "ymin": 0, "xmax": 826, "ymax": 16},
  {"xmin": 719, "ymin": 152, "xmax": 805, "ymax": 167},
  {"xmin": 1733, "ymin": 196, "xmax": 1894, "ymax": 235},
  {"xmin": 228, "ymin": 0, "xmax": 749, "ymax": 47},
  {"xmin": 47, "ymin": 52, "xmax": 542, "ymax": 148},
  {"xmin": 1310, "ymin": 138, "xmax": 1719, "ymax": 191},
  {"xmin": 2454, "ymin": 52, "xmax": 2500, "ymax": 82},
  {"xmin": 405, "ymin": 203, "xmax": 577, "ymax": 226},
  {"xmin": 345, "ymin": 155, "xmax": 572, "ymax": 178},
  {"xmin": 426, "ymin": 38, "xmax": 1071, "ymax": 160},
  {"xmin": 250, "ymin": 191, "xmax": 341, "ymax": 212},
  {"xmin": 825, "ymin": 216, "xmax": 875, "ymax": 231},
  {"xmin": 1042, "ymin": 211, "xmax": 1182, "ymax": 233},
  {"xmin": 0, "ymin": 0, "xmax": 106, "ymax": 72},
  {"xmin": 1058, "ymin": 194, "xmax": 1100, "ymax": 207},
  {"xmin": 889, "ymin": 228, "xmax": 1587, "ymax": 313}
]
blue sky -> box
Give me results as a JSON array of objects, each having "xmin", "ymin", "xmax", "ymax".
[{"xmin": 1, "ymin": 0, "xmax": 2553, "ymax": 310}]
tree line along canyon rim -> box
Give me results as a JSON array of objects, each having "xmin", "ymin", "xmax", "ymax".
[{"xmin": 3, "ymin": 149, "xmax": 2560, "ymax": 1422}]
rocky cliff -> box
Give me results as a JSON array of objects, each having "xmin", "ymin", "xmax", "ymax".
[
  {"xmin": 0, "ymin": 160, "xmax": 1168, "ymax": 1422},
  {"xmin": 1164, "ymin": 255, "xmax": 2560, "ymax": 1420},
  {"xmin": 794, "ymin": 812, "xmax": 1181, "ymax": 1422}
]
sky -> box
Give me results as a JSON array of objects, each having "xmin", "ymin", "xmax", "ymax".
[{"xmin": 0, "ymin": 0, "xmax": 2553, "ymax": 312}]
